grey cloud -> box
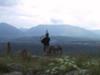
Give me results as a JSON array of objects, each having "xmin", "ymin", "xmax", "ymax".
[
  {"xmin": 50, "ymin": 19, "xmax": 64, "ymax": 24},
  {"xmin": 0, "ymin": 0, "xmax": 18, "ymax": 6}
]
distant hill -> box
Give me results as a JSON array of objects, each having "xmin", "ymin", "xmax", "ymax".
[
  {"xmin": 0, "ymin": 23, "xmax": 24, "ymax": 42},
  {"xmin": 92, "ymin": 30, "xmax": 100, "ymax": 36},
  {"xmin": 27, "ymin": 24, "xmax": 98, "ymax": 39},
  {"xmin": 0, "ymin": 23, "xmax": 100, "ymax": 42}
]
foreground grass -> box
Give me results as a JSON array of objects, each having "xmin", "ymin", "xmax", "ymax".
[{"xmin": 0, "ymin": 55, "xmax": 100, "ymax": 75}]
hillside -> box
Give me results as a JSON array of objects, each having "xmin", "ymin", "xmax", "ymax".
[
  {"xmin": 27, "ymin": 25, "xmax": 98, "ymax": 39},
  {"xmin": 0, "ymin": 23, "xmax": 24, "ymax": 42},
  {"xmin": 0, "ymin": 23, "xmax": 100, "ymax": 42}
]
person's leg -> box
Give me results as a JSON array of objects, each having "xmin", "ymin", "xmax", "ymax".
[
  {"xmin": 43, "ymin": 45, "xmax": 46, "ymax": 52},
  {"xmin": 43, "ymin": 45, "xmax": 46, "ymax": 56}
]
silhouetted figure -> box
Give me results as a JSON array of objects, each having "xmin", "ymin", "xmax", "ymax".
[
  {"xmin": 46, "ymin": 45, "xmax": 63, "ymax": 56},
  {"xmin": 41, "ymin": 31, "xmax": 50, "ymax": 53},
  {"xmin": 20, "ymin": 49, "xmax": 28, "ymax": 61},
  {"xmin": 6, "ymin": 42, "xmax": 12, "ymax": 56}
]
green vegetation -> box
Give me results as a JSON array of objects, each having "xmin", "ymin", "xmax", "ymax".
[{"xmin": 0, "ymin": 55, "xmax": 100, "ymax": 75}]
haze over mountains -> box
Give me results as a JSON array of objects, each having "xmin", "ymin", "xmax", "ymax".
[{"xmin": 0, "ymin": 22, "xmax": 100, "ymax": 42}]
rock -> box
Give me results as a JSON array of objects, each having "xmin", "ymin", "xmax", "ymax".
[
  {"xmin": 3, "ymin": 71, "xmax": 22, "ymax": 75},
  {"xmin": 66, "ymin": 69, "xmax": 89, "ymax": 75},
  {"xmin": 79, "ymin": 69, "xmax": 88, "ymax": 75},
  {"xmin": 7, "ymin": 63, "xmax": 23, "ymax": 72},
  {"xmin": 66, "ymin": 70, "xmax": 79, "ymax": 75}
]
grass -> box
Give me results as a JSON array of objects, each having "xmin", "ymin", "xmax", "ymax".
[{"xmin": 0, "ymin": 54, "xmax": 100, "ymax": 75}]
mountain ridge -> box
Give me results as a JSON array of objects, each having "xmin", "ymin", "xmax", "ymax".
[{"xmin": 0, "ymin": 22, "xmax": 100, "ymax": 42}]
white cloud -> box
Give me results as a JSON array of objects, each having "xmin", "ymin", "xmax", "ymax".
[{"xmin": 0, "ymin": 0, "xmax": 100, "ymax": 29}]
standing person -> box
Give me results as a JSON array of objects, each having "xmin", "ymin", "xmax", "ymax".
[
  {"xmin": 6, "ymin": 42, "xmax": 12, "ymax": 56},
  {"xmin": 41, "ymin": 31, "xmax": 50, "ymax": 52}
]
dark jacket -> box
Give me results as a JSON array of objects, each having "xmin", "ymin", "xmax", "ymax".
[{"xmin": 41, "ymin": 37, "xmax": 50, "ymax": 46}]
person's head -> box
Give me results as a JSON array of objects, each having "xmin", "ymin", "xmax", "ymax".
[{"xmin": 45, "ymin": 30, "xmax": 49, "ymax": 37}]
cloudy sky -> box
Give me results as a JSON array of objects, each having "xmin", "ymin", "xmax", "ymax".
[{"xmin": 0, "ymin": 0, "xmax": 100, "ymax": 29}]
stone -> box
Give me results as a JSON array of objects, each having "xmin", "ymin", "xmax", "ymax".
[{"xmin": 3, "ymin": 72, "xmax": 22, "ymax": 75}]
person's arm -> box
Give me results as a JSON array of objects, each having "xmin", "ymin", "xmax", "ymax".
[{"xmin": 49, "ymin": 37, "xmax": 50, "ymax": 41}]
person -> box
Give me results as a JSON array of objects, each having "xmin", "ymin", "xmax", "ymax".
[
  {"xmin": 6, "ymin": 42, "xmax": 12, "ymax": 55},
  {"xmin": 41, "ymin": 31, "xmax": 50, "ymax": 52}
]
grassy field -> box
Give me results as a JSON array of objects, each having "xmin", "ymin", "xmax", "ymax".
[{"xmin": 0, "ymin": 54, "xmax": 100, "ymax": 75}]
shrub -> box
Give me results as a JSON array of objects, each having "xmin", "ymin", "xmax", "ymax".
[{"xmin": 0, "ymin": 62, "xmax": 10, "ymax": 73}]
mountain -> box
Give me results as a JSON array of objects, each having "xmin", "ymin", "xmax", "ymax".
[
  {"xmin": 19, "ymin": 28, "xmax": 29, "ymax": 32},
  {"xmin": 27, "ymin": 24, "xmax": 98, "ymax": 39},
  {"xmin": 0, "ymin": 23, "xmax": 99, "ymax": 42},
  {"xmin": 92, "ymin": 30, "xmax": 100, "ymax": 36},
  {"xmin": 0, "ymin": 23, "xmax": 24, "ymax": 42}
]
